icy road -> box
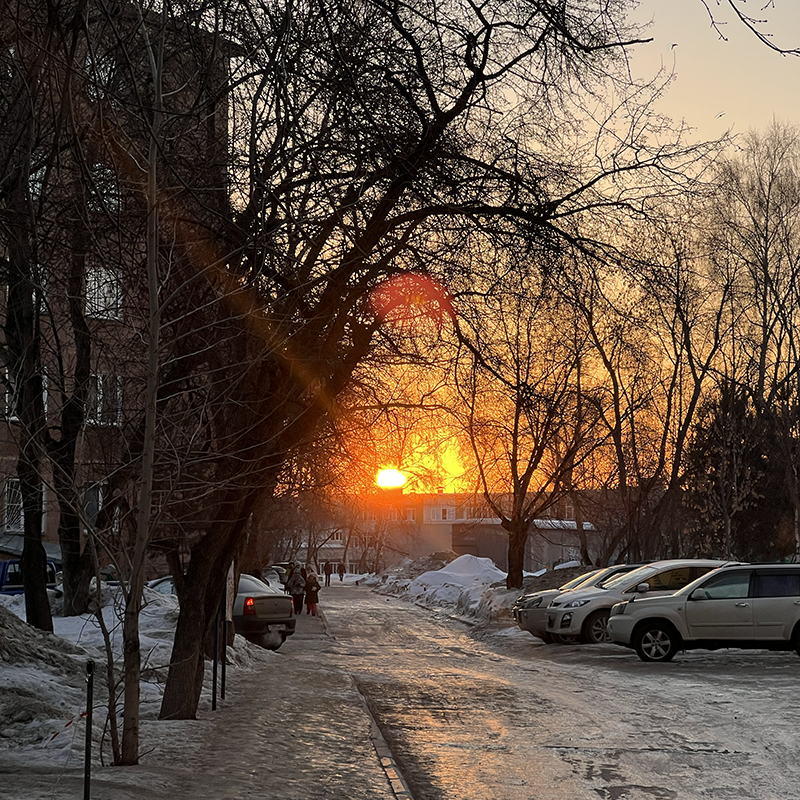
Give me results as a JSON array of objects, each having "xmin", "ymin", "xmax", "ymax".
[{"xmin": 322, "ymin": 585, "xmax": 800, "ymax": 800}]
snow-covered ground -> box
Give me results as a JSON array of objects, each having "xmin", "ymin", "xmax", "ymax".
[
  {"xmin": 3, "ymin": 555, "xmax": 800, "ymax": 799},
  {"xmin": 0, "ymin": 584, "xmax": 277, "ymax": 770},
  {"xmin": 0, "ymin": 555, "xmax": 575, "ymax": 770}
]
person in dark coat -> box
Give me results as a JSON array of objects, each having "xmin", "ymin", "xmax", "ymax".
[
  {"xmin": 286, "ymin": 568, "xmax": 305, "ymax": 614},
  {"xmin": 305, "ymin": 569, "xmax": 321, "ymax": 616},
  {"xmin": 337, "ymin": 562, "xmax": 345, "ymax": 581},
  {"xmin": 323, "ymin": 561, "xmax": 333, "ymax": 587}
]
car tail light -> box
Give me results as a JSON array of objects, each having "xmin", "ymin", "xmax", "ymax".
[{"xmin": 244, "ymin": 596, "xmax": 256, "ymax": 615}]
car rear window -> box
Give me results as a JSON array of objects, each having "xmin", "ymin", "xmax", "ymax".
[
  {"xmin": 239, "ymin": 574, "xmax": 279, "ymax": 594},
  {"xmin": 754, "ymin": 572, "xmax": 800, "ymax": 598}
]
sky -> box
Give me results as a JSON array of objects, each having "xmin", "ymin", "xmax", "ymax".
[{"xmin": 630, "ymin": 0, "xmax": 800, "ymax": 141}]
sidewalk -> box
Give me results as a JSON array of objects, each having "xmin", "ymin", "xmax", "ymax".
[
  {"xmin": 2, "ymin": 589, "xmax": 403, "ymax": 800},
  {"xmin": 164, "ymin": 606, "xmax": 397, "ymax": 800}
]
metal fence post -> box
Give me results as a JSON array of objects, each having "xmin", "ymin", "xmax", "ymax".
[{"xmin": 84, "ymin": 660, "xmax": 94, "ymax": 800}]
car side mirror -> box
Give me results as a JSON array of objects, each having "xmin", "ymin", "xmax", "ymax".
[
  {"xmin": 636, "ymin": 582, "xmax": 650, "ymax": 593},
  {"xmin": 690, "ymin": 588, "xmax": 708, "ymax": 600}
]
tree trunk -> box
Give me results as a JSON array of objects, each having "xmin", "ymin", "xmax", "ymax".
[
  {"xmin": 506, "ymin": 521, "xmax": 527, "ymax": 589},
  {"xmin": 5, "ymin": 175, "xmax": 51, "ymax": 632},
  {"xmin": 159, "ymin": 494, "xmax": 257, "ymax": 720}
]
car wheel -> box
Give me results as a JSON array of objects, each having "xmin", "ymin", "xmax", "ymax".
[
  {"xmin": 581, "ymin": 610, "xmax": 611, "ymax": 644},
  {"xmin": 634, "ymin": 623, "xmax": 680, "ymax": 662},
  {"xmin": 551, "ymin": 634, "xmax": 578, "ymax": 644},
  {"xmin": 538, "ymin": 631, "xmax": 553, "ymax": 644},
  {"xmin": 793, "ymin": 627, "xmax": 800, "ymax": 657}
]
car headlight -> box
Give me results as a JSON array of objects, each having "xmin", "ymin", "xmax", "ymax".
[
  {"xmin": 523, "ymin": 596, "xmax": 543, "ymax": 609},
  {"xmin": 564, "ymin": 599, "xmax": 591, "ymax": 608},
  {"xmin": 610, "ymin": 602, "xmax": 627, "ymax": 616}
]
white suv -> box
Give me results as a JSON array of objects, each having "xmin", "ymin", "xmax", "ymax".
[
  {"xmin": 544, "ymin": 559, "xmax": 728, "ymax": 644},
  {"xmin": 607, "ymin": 563, "xmax": 800, "ymax": 662},
  {"xmin": 513, "ymin": 564, "xmax": 642, "ymax": 643}
]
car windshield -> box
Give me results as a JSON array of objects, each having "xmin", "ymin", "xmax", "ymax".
[
  {"xmin": 594, "ymin": 567, "xmax": 631, "ymax": 589},
  {"xmin": 601, "ymin": 565, "xmax": 659, "ymax": 591},
  {"xmin": 559, "ymin": 569, "xmax": 601, "ymax": 591}
]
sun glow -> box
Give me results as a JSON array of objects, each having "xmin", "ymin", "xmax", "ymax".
[{"xmin": 376, "ymin": 469, "xmax": 407, "ymax": 488}]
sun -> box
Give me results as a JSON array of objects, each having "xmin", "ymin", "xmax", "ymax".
[{"xmin": 376, "ymin": 469, "xmax": 407, "ymax": 489}]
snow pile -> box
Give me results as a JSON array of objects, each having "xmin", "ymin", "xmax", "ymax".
[
  {"xmin": 375, "ymin": 553, "xmax": 514, "ymax": 621},
  {"xmin": 373, "ymin": 554, "xmax": 596, "ymax": 625},
  {"xmin": 0, "ymin": 584, "xmax": 275, "ymax": 763}
]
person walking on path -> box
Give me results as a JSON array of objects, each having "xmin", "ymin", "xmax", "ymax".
[
  {"xmin": 305, "ymin": 569, "xmax": 321, "ymax": 616},
  {"xmin": 286, "ymin": 567, "xmax": 306, "ymax": 614},
  {"xmin": 323, "ymin": 561, "xmax": 332, "ymax": 587},
  {"xmin": 337, "ymin": 562, "xmax": 345, "ymax": 581}
]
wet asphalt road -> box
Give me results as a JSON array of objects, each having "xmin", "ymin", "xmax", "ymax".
[{"xmin": 321, "ymin": 585, "xmax": 800, "ymax": 800}]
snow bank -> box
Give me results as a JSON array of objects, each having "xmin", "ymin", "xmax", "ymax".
[
  {"xmin": 374, "ymin": 553, "xmax": 516, "ymax": 622},
  {"xmin": 372, "ymin": 554, "xmax": 594, "ymax": 625},
  {"xmin": 0, "ymin": 583, "xmax": 276, "ymax": 762}
]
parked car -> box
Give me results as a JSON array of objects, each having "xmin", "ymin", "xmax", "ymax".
[
  {"xmin": 0, "ymin": 559, "xmax": 58, "ymax": 595},
  {"xmin": 261, "ymin": 565, "xmax": 288, "ymax": 588},
  {"xmin": 268, "ymin": 562, "xmax": 292, "ymax": 586},
  {"xmin": 543, "ymin": 559, "xmax": 730, "ymax": 644},
  {"xmin": 146, "ymin": 573, "xmax": 296, "ymax": 650},
  {"xmin": 513, "ymin": 564, "xmax": 642, "ymax": 643},
  {"xmin": 607, "ymin": 562, "xmax": 800, "ymax": 662}
]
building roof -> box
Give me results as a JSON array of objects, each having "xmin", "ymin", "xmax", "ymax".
[{"xmin": 0, "ymin": 533, "xmax": 62, "ymax": 562}]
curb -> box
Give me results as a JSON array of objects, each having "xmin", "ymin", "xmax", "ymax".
[{"xmin": 352, "ymin": 676, "xmax": 414, "ymax": 800}]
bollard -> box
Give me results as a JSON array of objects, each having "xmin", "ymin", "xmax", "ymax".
[
  {"xmin": 221, "ymin": 618, "xmax": 227, "ymax": 700},
  {"xmin": 84, "ymin": 660, "xmax": 94, "ymax": 800},
  {"xmin": 212, "ymin": 607, "xmax": 219, "ymax": 711}
]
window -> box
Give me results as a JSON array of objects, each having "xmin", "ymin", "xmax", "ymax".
[
  {"xmin": 3, "ymin": 368, "xmax": 17, "ymax": 419},
  {"xmin": 86, "ymin": 373, "xmax": 122, "ymax": 426},
  {"xmin": 754, "ymin": 572, "xmax": 800, "ymax": 598},
  {"xmin": 4, "ymin": 561, "xmax": 22, "ymax": 589},
  {"xmin": 643, "ymin": 566, "xmax": 715, "ymax": 592},
  {"xmin": 388, "ymin": 508, "xmax": 400, "ymax": 521},
  {"xmin": 700, "ymin": 571, "xmax": 751, "ymax": 599},
  {"xmin": 86, "ymin": 265, "xmax": 123, "ymax": 320},
  {"xmin": 4, "ymin": 478, "xmax": 23, "ymax": 531},
  {"xmin": 329, "ymin": 530, "xmax": 343, "ymax": 543},
  {"xmin": 405, "ymin": 507, "xmax": 416, "ymax": 522},
  {"xmin": 83, "ymin": 481, "xmax": 120, "ymax": 534},
  {"xmin": 564, "ymin": 503, "xmax": 575, "ymax": 521},
  {"xmin": 440, "ymin": 507, "xmax": 455, "ymax": 521},
  {"xmin": 2, "ymin": 367, "xmax": 47, "ymax": 419}
]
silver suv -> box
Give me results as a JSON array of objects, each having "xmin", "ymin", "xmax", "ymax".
[
  {"xmin": 513, "ymin": 564, "xmax": 641, "ymax": 643},
  {"xmin": 607, "ymin": 563, "xmax": 800, "ymax": 662},
  {"xmin": 544, "ymin": 559, "xmax": 728, "ymax": 644}
]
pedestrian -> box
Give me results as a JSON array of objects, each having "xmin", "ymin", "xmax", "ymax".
[
  {"xmin": 284, "ymin": 561, "xmax": 296, "ymax": 594},
  {"xmin": 286, "ymin": 566, "xmax": 305, "ymax": 614},
  {"xmin": 323, "ymin": 561, "xmax": 333, "ymax": 587},
  {"xmin": 337, "ymin": 562, "xmax": 345, "ymax": 582},
  {"xmin": 305, "ymin": 569, "xmax": 321, "ymax": 616}
]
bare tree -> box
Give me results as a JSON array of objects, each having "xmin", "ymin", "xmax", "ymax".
[{"xmin": 451, "ymin": 260, "xmax": 604, "ymax": 588}]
